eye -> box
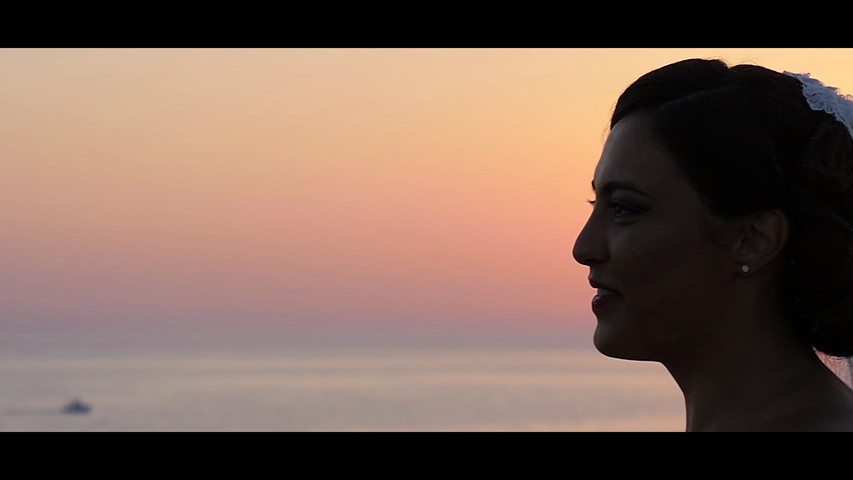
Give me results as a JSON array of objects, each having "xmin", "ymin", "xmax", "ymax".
[
  {"xmin": 587, "ymin": 198, "xmax": 646, "ymax": 220},
  {"xmin": 611, "ymin": 202, "xmax": 628, "ymax": 217},
  {"xmin": 608, "ymin": 200, "xmax": 645, "ymax": 219}
]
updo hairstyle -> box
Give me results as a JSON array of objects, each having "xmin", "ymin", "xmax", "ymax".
[{"xmin": 611, "ymin": 58, "xmax": 853, "ymax": 357}]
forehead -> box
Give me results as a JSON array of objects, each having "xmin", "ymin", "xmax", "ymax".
[{"xmin": 594, "ymin": 113, "xmax": 685, "ymax": 196}]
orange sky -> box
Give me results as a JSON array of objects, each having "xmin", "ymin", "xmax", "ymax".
[{"xmin": 3, "ymin": 48, "xmax": 853, "ymax": 345}]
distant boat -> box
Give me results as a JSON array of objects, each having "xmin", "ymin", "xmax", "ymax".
[{"xmin": 61, "ymin": 399, "xmax": 91, "ymax": 415}]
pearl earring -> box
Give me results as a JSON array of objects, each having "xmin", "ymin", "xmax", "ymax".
[{"xmin": 741, "ymin": 264, "xmax": 750, "ymax": 273}]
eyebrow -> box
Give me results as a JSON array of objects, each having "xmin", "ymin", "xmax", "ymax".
[{"xmin": 591, "ymin": 180, "xmax": 651, "ymax": 199}]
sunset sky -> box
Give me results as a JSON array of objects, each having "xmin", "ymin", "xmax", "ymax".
[{"xmin": 4, "ymin": 48, "xmax": 853, "ymax": 346}]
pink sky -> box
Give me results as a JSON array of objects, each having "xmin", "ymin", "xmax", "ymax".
[{"xmin": 3, "ymin": 49, "xmax": 853, "ymax": 345}]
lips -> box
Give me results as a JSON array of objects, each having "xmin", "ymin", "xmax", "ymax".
[
  {"xmin": 589, "ymin": 278, "xmax": 622, "ymax": 313},
  {"xmin": 596, "ymin": 287, "xmax": 620, "ymax": 297},
  {"xmin": 589, "ymin": 278, "xmax": 621, "ymax": 296}
]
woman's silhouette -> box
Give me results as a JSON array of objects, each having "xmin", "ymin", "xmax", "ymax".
[{"xmin": 573, "ymin": 58, "xmax": 853, "ymax": 431}]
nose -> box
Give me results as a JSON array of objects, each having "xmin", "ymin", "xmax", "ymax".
[{"xmin": 572, "ymin": 214, "xmax": 607, "ymax": 267}]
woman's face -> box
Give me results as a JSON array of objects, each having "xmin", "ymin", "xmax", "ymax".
[{"xmin": 573, "ymin": 113, "xmax": 734, "ymax": 362}]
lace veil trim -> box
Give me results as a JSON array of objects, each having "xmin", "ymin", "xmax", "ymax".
[{"xmin": 784, "ymin": 71, "xmax": 853, "ymax": 140}]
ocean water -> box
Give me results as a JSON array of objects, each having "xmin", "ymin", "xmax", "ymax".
[{"xmin": 0, "ymin": 341, "xmax": 685, "ymax": 432}]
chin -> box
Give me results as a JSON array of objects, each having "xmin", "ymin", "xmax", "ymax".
[{"xmin": 592, "ymin": 323, "xmax": 656, "ymax": 362}]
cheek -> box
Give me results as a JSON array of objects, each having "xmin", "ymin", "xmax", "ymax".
[
  {"xmin": 616, "ymin": 231, "xmax": 701, "ymax": 281},
  {"xmin": 622, "ymin": 224, "xmax": 719, "ymax": 275},
  {"xmin": 596, "ymin": 232, "xmax": 723, "ymax": 361},
  {"xmin": 618, "ymin": 230, "xmax": 725, "ymax": 317}
]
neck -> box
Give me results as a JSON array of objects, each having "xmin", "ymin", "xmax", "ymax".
[
  {"xmin": 670, "ymin": 340, "xmax": 821, "ymax": 431},
  {"xmin": 661, "ymin": 303, "xmax": 853, "ymax": 431}
]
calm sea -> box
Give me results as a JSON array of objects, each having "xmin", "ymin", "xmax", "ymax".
[{"xmin": 0, "ymin": 336, "xmax": 686, "ymax": 432}]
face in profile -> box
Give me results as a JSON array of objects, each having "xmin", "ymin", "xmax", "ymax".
[{"xmin": 573, "ymin": 112, "xmax": 734, "ymax": 362}]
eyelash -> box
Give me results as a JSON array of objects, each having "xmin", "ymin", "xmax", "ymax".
[{"xmin": 587, "ymin": 199, "xmax": 643, "ymax": 218}]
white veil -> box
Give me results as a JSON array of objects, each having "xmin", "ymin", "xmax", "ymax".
[
  {"xmin": 817, "ymin": 352, "xmax": 853, "ymax": 389},
  {"xmin": 785, "ymin": 72, "xmax": 853, "ymax": 393}
]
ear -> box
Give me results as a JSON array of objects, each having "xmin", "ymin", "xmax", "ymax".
[{"xmin": 733, "ymin": 209, "xmax": 789, "ymax": 274}]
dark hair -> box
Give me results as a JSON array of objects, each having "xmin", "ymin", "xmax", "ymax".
[{"xmin": 612, "ymin": 58, "xmax": 853, "ymax": 357}]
